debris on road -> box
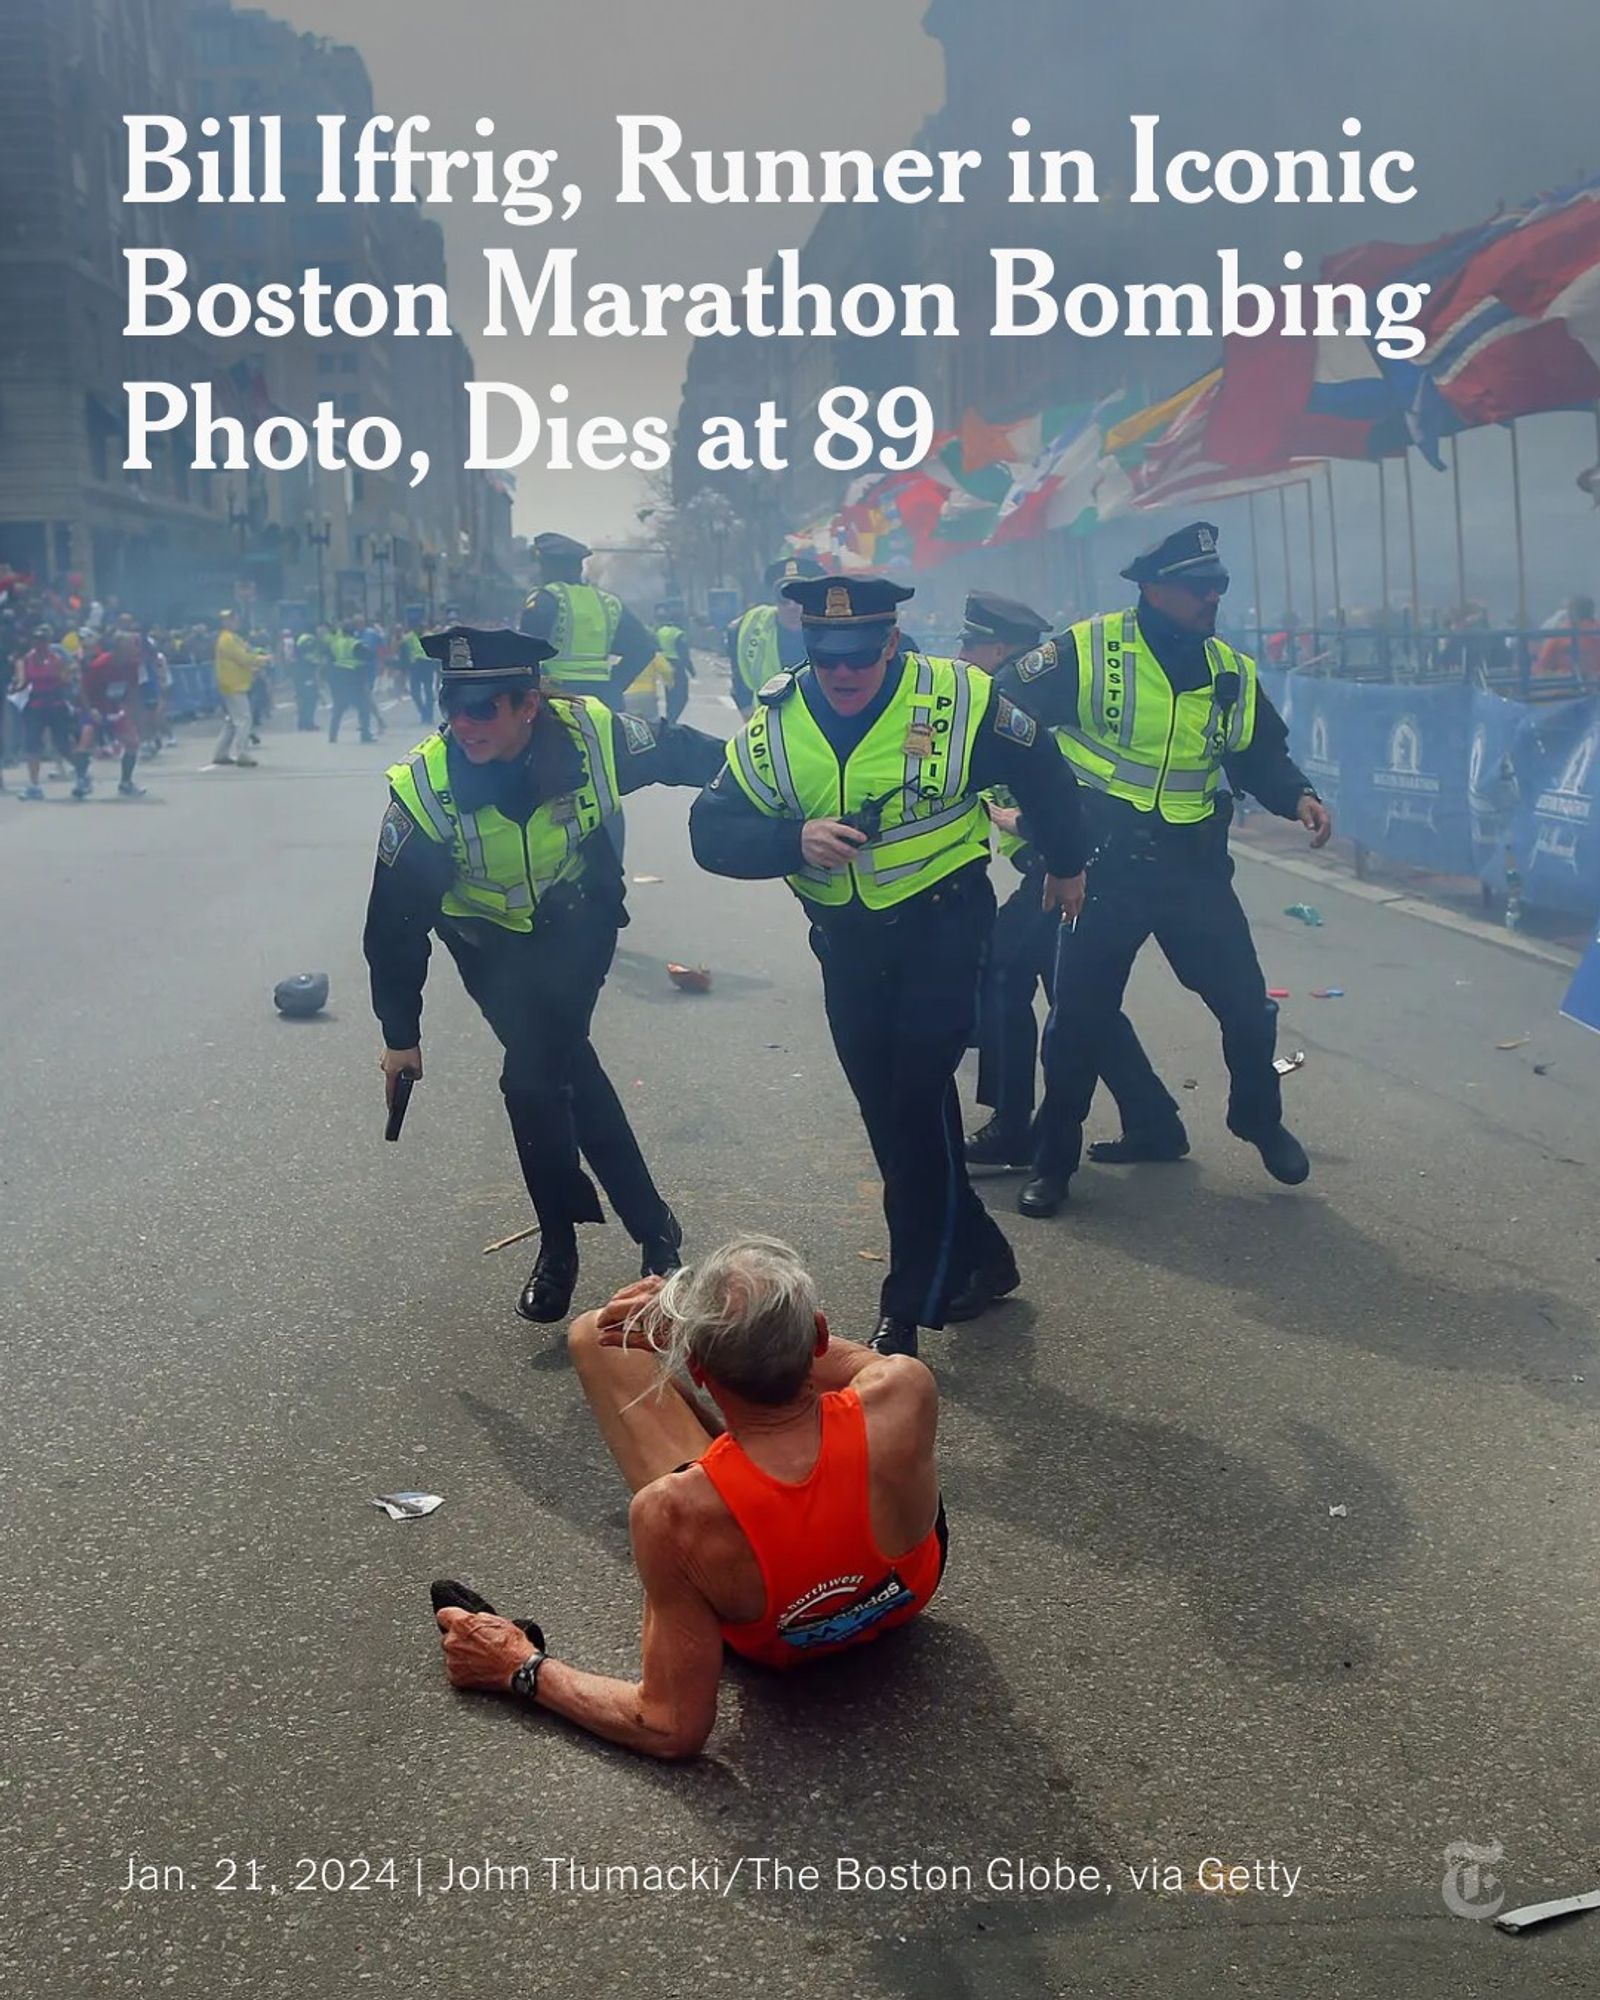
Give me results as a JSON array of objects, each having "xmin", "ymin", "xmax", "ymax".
[
  {"xmin": 667, "ymin": 963, "xmax": 714, "ymax": 993},
  {"xmin": 1284, "ymin": 904, "xmax": 1324, "ymax": 926},
  {"xmin": 1311, "ymin": 988, "xmax": 1345, "ymax": 999},
  {"xmin": 1327, "ymin": 1503, "xmax": 1348, "ymax": 1518},
  {"xmin": 857, "ymin": 1250, "xmax": 885, "ymax": 1263},
  {"xmin": 273, "ymin": 971, "xmax": 329, "ymax": 1017},
  {"xmin": 1533, "ymin": 1062, "xmax": 1553, "ymax": 1076},
  {"xmin": 631, "ymin": 874, "xmax": 663, "ymax": 884},
  {"xmin": 1182, "ymin": 1077, "xmax": 1199, "ymax": 1090},
  {"xmin": 372, "ymin": 1491, "xmax": 443, "ymax": 1521},
  {"xmin": 1273, "ymin": 1051, "xmax": 1307, "ymax": 1076},
  {"xmin": 1496, "ymin": 1037, "xmax": 1532, "ymax": 1050},
  {"xmin": 1267, "ymin": 987, "xmax": 1290, "ymax": 999},
  {"xmin": 482, "ymin": 1223, "xmax": 539, "ymax": 1256},
  {"xmin": 1495, "ymin": 1889, "xmax": 1600, "ymax": 1934}
]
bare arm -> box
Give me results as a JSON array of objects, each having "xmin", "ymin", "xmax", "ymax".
[{"xmin": 435, "ymin": 1488, "xmax": 723, "ymax": 1761}]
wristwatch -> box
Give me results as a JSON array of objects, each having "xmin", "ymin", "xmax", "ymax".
[{"xmin": 510, "ymin": 1648, "xmax": 546, "ymax": 1703}]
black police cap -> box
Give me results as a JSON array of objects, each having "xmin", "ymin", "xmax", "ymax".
[
  {"xmin": 421, "ymin": 625, "xmax": 554, "ymax": 684},
  {"xmin": 783, "ymin": 572, "xmax": 915, "ymax": 659},
  {"xmin": 961, "ymin": 589, "xmax": 1048, "ymax": 649},
  {"xmin": 533, "ymin": 532, "xmax": 591, "ymax": 562},
  {"xmin": 765, "ymin": 554, "xmax": 827, "ymax": 591},
  {"xmin": 1120, "ymin": 521, "xmax": 1229, "ymax": 587}
]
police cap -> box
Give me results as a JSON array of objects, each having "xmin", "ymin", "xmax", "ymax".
[
  {"xmin": 533, "ymin": 531, "xmax": 591, "ymax": 562},
  {"xmin": 421, "ymin": 624, "xmax": 554, "ymax": 687},
  {"xmin": 764, "ymin": 554, "xmax": 827, "ymax": 592},
  {"xmin": 784, "ymin": 572, "xmax": 915, "ymax": 660},
  {"xmin": 1120, "ymin": 521, "xmax": 1230, "ymax": 589},
  {"xmin": 960, "ymin": 589, "xmax": 1048, "ymax": 651}
]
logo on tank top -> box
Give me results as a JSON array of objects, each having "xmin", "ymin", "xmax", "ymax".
[{"xmin": 777, "ymin": 1570, "xmax": 916, "ymax": 1650}]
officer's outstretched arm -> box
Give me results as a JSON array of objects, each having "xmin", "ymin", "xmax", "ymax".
[
  {"xmin": 608, "ymin": 712, "xmax": 728, "ymax": 794},
  {"xmin": 363, "ymin": 799, "xmax": 442, "ymax": 1050},
  {"xmin": 688, "ymin": 766, "xmax": 807, "ymax": 880},
  {"xmin": 972, "ymin": 699, "xmax": 1088, "ymax": 880},
  {"xmin": 1222, "ymin": 690, "xmax": 1317, "ymax": 819}
]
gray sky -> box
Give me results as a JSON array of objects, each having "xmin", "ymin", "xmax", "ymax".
[{"xmin": 269, "ymin": 0, "xmax": 944, "ymax": 539}]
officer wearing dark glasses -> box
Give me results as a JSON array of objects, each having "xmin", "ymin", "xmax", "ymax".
[
  {"xmin": 990, "ymin": 523, "xmax": 1334, "ymax": 1218},
  {"xmin": 690, "ymin": 573, "xmax": 1087, "ymax": 1361},
  {"xmin": 363, "ymin": 626, "xmax": 727, "ymax": 1325}
]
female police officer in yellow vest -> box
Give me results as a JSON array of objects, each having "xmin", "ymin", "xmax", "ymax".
[
  {"xmin": 992, "ymin": 523, "xmax": 1334, "ymax": 1218},
  {"xmin": 689, "ymin": 574, "xmax": 1087, "ymax": 1360},
  {"xmin": 363, "ymin": 625, "xmax": 726, "ymax": 1324}
]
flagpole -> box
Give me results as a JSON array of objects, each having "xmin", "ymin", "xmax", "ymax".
[
  {"xmin": 1403, "ymin": 450, "xmax": 1422, "ymax": 660},
  {"xmin": 1377, "ymin": 460, "xmax": 1391, "ymax": 673},
  {"xmin": 1247, "ymin": 491, "xmax": 1263, "ymax": 657},
  {"xmin": 1323, "ymin": 461, "xmax": 1343, "ymax": 623},
  {"xmin": 1509, "ymin": 419, "xmax": 1529, "ymax": 633},
  {"xmin": 1302, "ymin": 477, "xmax": 1320, "ymax": 640},
  {"xmin": 1450, "ymin": 435, "xmax": 1468, "ymax": 613},
  {"xmin": 1278, "ymin": 485, "xmax": 1295, "ymax": 643}
]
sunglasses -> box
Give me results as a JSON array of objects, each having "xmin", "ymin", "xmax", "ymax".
[{"xmin": 442, "ymin": 691, "xmax": 511, "ymax": 723}]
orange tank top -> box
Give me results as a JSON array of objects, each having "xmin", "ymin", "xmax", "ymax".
[{"xmin": 694, "ymin": 1386, "xmax": 944, "ymax": 1670}]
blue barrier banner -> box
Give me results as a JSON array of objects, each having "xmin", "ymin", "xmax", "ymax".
[
  {"xmin": 1508, "ymin": 696, "xmax": 1600, "ymax": 917},
  {"xmin": 1467, "ymin": 692, "xmax": 1525, "ymax": 889},
  {"xmin": 1560, "ymin": 917, "xmax": 1600, "ymax": 1033},
  {"xmin": 1341, "ymin": 682, "xmax": 1477, "ymax": 876}
]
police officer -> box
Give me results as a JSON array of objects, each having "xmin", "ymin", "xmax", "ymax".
[
  {"xmin": 690, "ymin": 574, "xmax": 1087, "ymax": 1359},
  {"xmin": 725, "ymin": 557, "xmax": 824, "ymax": 716},
  {"xmin": 519, "ymin": 532, "xmax": 660, "ymax": 710},
  {"xmin": 1000, "ymin": 524, "xmax": 1333, "ymax": 1219},
  {"xmin": 656, "ymin": 601, "xmax": 694, "ymax": 724},
  {"xmin": 959, "ymin": 590, "xmax": 1188, "ymax": 1173},
  {"xmin": 363, "ymin": 626, "xmax": 727, "ymax": 1323}
]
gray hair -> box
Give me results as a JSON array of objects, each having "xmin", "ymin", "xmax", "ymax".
[{"xmin": 640, "ymin": 1235, "xmax": 819, "ymax": 1406}]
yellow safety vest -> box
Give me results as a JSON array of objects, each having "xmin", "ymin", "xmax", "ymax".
[
  {"xmin": 1054, "ymin": 611, "xmax": 1256, "ymax": 824},
  {"xmin": 386, "ymin": 697, "xmax": 621, "ymax": 932},
  {"xmin": 521, "ymin": 582, "xmax": 621, "ymax": 688},
  {"xmin": 734, "ymin": 605, "xmax": 783, "ymax": 697},
  {"xmin": 722, "ymin": 654, "xmax": 994, "ymax": 909},
  {"xmin": 656, "ymin": 623, "xmax": 686, "ymax": 656}
]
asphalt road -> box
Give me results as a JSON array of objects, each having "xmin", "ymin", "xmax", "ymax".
[{"xmin": 3, "ymin": 680, "xmax": 1598, "ymax": 1998}]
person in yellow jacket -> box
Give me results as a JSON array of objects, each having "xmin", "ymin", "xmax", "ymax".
[
  {"xmin": 996, "ymin": 523, "xmax": 1334, "ymax": 1216},
  {"xmin": 517, "ymin": 532, "xmax": 659, "ymax": 708},
  {"xmin": 362, "ymin": 626, "xmax": 726, "ymax": 1326},
  {"xmin": 689, "ymin": 572, "xmax": 1086, "ymax": 1360},
  {"xmin": 723, "ymin": 556, "xmax": 824, "ymax": 716},
  {"xmin": 211, "ymin": 610, "xmax": 267, "ymax": 767}
]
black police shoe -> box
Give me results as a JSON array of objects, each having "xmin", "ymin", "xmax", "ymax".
[
  {"xmin": 639, "ymin": 1205, "xmax": 684, "ymax": 1279},
  {"xmin": 1249, "ymin": 1124, "xmax": 1311, "ymax": 1185},
  {"xmin": 869, "ymin": 1316, "xmax": 919, "ymax": 1358},
  {"xmin": 429, "ymin": 1579, "xmax": 545, "ymax": 1651},
  {"xmin": 1087, "ymin": 1125, "xmax": 1191, "ymax": 1165},
  {"xmin": 943, "ymin": 1246, "xmax": 1022, "ymax": 1323},
  {"xmin": 517, "ymin": 1240, "xmax": 580, "ymax": 1323},
  {"xmin": 1018, "ymin": 1174, "xmax": 1070, "ymax": 1218},
  {"xmin": 964, "ymin": 1117, "xmax": 1033, "ymax": 1172}
]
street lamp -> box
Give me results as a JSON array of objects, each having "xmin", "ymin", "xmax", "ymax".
[{"xmin": 304, "ymin": 513, "xmax": 332, "ymax": 623}]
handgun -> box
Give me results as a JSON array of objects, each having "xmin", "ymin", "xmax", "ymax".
[{"xmin": 384, "ymin": 1068, "xmax": 419, "ymax": 1142}]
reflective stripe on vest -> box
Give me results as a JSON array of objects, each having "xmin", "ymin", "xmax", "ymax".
[
  {"xmin": 722, "ymin": 655, "xmax": 993, "ymax": 909},
  {"xmin": 735, "ymin": 605, "xmax": 782, "ymax": 695},
  {"xmin": 1054, "ymin": 612, "xmax": 1257, "ymax": 823},
  {"xmin": 385, "ymin": 697, "xmax": 621, "ymax": 932},
  {"xmin": 540, "ymin": 583, "xmax": 620, "ymax": 686}
]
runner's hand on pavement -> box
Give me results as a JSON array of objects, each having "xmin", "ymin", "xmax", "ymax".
[
  {"xmin": 435, "ymin": 1608, "xmax": 538, "ymax": 1692},
  {"xmin": 380, "ymin": 1046, "xmax": 422, "ymax": 1108}
]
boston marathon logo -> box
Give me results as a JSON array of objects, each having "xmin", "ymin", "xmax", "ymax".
[
  {"xmin": 1531, "ymin": 722, "xmax": 1597, "ymax": 872},
  {"xmin": 1301, "ymin": 707, "xmax": 1341, "ymax": 800},
  {"xmin": 1373, "ymin": 715, "xmax": 1438, "ymax": 836}
]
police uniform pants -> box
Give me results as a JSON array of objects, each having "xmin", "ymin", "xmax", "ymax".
[
  {"xmin": 444, "ymin": 911, "xmax": 672, "ymax": 1248},
  {"xmin": 810, "ymin": 870, "xmax": 1011, "ymax": 1329},
  {"xmin": 1034, "ymin": 852, "xmax": 1280, "ymax": 1180},
  {"xmin": 327, "ymin": 671, "xmax": 373, "ymax": 742},
  {"xmin": 977, "ymin": 869, "xmax": 1182, "ymax": 1140}
]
